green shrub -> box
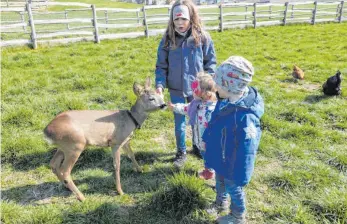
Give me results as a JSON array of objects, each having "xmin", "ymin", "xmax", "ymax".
[{"xmin": 150, "ymin": 172, "xmax": 214, "ymax": 220}]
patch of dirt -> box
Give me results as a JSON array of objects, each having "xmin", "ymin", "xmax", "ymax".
[
  {"xmin": 282, "ymin": 82, "xmax": 321, "ymax": 92},
  {"xmin": 152, "ymin": 130, "xmax": 174, "ymax": 151},
  {"xmin": 256, "ymin": 158, "xmax": 282, "ymax": 174}
]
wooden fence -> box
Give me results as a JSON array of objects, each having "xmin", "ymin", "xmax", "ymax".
[{"xmin": 1, "ymin": 1, "xmax": 346, "ymax": 48}]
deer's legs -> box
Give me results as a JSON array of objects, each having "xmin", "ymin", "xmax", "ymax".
[
  {"xmin": 50, "ymin": 150, "xmax": 65, "ymax": 183},
  {"xmin": 112, "ymin": 145, "xmax": 124, "ymax": 195},
  {"xmin": 123, "ymin": 141, "xmax": 142, "ymax": 173},
  {"xmin": 59, "ymin": 147, "xmax": 85, "ymax": 201}
]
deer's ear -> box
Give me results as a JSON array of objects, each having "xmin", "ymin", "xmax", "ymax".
[
  {"xmin": 133, "ymin": 82, "xmax": 143, "ymax": 96},
  {"xmin": 145, "ymin": 77, "xmax": 152, "ymax": 89}
]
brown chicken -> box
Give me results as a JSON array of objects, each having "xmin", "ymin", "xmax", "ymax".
[{"xmin": 292, "ymin": 65, "xmax": 304, "ymax": 80}]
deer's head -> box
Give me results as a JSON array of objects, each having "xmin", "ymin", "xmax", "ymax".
[{"xmin": 133, "ymin": 77, "xmax": 166, "ymax": 112}]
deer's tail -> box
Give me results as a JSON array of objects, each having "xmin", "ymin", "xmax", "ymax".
[{"xmin": 43, "ymin": 126, "xmax": 55, "ymax": 145}]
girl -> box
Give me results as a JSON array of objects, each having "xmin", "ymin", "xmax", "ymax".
[
  {"xmin": 155, "ymin": 0, "xmax": 217, "ymax": 167},
  {"xmin": 168, "ymin": 73, "xmax": 216, "ymax": 179}
]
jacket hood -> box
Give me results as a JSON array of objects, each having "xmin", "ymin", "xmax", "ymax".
[{"xmin": 221, "ymin": 87, "xmax": 264, "ymax": 119}]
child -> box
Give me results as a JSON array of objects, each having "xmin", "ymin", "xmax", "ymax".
[
  {"xmin": 155, "ymin": 0, "xmax": 217, "ymax": 167},
  {"xmin": 168, "ymin": 73, "xmax": 216, "ymax": 179},
  {"xmin": 203, "ymin": 56, "xmax": 264, "ymax": 224}
]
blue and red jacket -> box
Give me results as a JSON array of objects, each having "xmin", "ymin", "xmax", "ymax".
[
  {"xmin": 155, "ymin": 29, "xmax": 216, "ymax": 97},
  {"xmin": 203, "ymin": 87, "xmax": 264, "ymax": 186}
]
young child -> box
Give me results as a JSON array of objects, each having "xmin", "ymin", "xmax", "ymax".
[
  {"xmin": 168, "ymin": 73, "xmax": 216, "ymax": 179},
  {"xmin": 155, "ymin": 0, "xmax": 217, "ymax": 167},
  {"xmin": 203, "ymin": 56, "xmax": 264, "ymax": 224}
]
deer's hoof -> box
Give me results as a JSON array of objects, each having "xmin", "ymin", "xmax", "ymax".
[
  {"xmin": 77, "ymin": 194, "xmax": 86, "ymax": 202},
  {"xmin": 118, "ymin": 190, "xmax": 124, "ymax": 195},
  {"xmin": 134, "ymin": 166, "xmax": 143, "ymax": 173}
]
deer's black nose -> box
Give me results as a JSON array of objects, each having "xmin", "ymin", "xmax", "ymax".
[{"xmin": 160, "ymin": 104, "xmax": 167, "ymax": 109}]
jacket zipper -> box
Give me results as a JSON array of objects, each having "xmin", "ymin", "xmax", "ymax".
[
  {"xmin": 232, "ymin": 108, "xmax": 238, "ymax": 167},
  {"xmin": 221, "ymin": 127, "xmax": 226, "ymax": 162}
]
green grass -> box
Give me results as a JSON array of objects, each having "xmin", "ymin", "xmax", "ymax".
[{"xmin": 2, "ymin": 22, "xmax": 347, "ymax": 224}]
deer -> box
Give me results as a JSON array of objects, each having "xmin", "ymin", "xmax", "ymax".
[{"xmin": 44, "ymin": 77, "xmax": 166, "ymax": 201}]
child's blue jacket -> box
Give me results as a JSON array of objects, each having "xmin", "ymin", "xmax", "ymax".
[
  {"xmin": 203, "ymin": 87, "xmax": 264, "ymax": 186},
  {"xmin": 155, "ymin": 30, "xmax": 216, "ymax": 96}
]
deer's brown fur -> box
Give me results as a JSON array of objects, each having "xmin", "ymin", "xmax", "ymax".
[{"xmin": 44, "ymin": 78, "xmax": 166, "ymax": 201}]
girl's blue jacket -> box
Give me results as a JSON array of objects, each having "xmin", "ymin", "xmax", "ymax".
[
  {"xmin": 203, "ymin": 87, "xmax": 264, "ymax": 186},
  {"xmin": 155, "ymin": 30, "xmax": 216, "ymax": 96}
]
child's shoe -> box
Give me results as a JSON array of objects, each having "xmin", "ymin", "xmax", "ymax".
[
  {"xmin": 173, "ymin": 151, "xmax": 187, "ymax": 168},
  {"xmin": 217, "ymin": 213, "xmax": 246, "ymax": 224},
  {"xmin": 198, "ymin": 168, "xmax": 214, "ymax": 180},
  {"xmin": 206, "ymin": 200, "xmax": 229, "ymax": 217},
  {"xmin": 191, "ymin": 144, "xmax": 203, "ymax": 159}
]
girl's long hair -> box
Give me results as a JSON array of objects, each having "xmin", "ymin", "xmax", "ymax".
[{"xmin": 164, "ymin": 0, "xmax": 204, "ymax": 48}]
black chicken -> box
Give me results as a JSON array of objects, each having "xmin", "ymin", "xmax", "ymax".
[{"xmin": 323, "ymin": 71, "xmax": 342, "ymax": 96}]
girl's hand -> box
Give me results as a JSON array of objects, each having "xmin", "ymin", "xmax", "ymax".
[
  {"xmin": 167, "ymin": 102, "xmax": 174, "ymax": 111},
  {"xmin": 156, "ymin": 87, "xmax": 163, "ymax": 98}
]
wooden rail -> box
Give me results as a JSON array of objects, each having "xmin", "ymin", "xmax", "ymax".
[{"xmin": 1, "ymin": 1, "xmax": 346, "ymax": 48}]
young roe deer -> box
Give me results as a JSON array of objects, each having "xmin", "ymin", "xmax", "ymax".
[{"xmin": 44, "ymin": 77, "xmax": 166, "ymax": 201}]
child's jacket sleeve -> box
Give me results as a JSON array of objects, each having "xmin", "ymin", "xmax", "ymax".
[
  {"xmin": 155, "ymin": 38, "xmax": 168, "ymax": 90},
  {"xmin": 172, "ymin": 103, "xmax": 189, "ymax": 115},
  {"xmin": 202, "ymin": 35, "xmax": 217, "ymax": 74}
]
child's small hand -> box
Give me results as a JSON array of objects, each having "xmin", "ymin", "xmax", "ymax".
[{"xmin": 167, "ymin": 102, "xmax": 174, "ymax": 110}]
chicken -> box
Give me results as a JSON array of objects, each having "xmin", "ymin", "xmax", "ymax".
[
  {"xmin": 292, "ymin": 65, "xmax": 304, "ymax": 80},
  {"xmin": 323, "ymin": 71, "xmax": 342, "ymax": 96}
]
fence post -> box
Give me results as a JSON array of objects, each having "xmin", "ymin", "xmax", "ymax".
[
  {"xmin": 253, "ymin": 3, "xmax": 257, "ymax": 28},
  {"xmin": 312, "ymin": 1, "xmax": 317, "ymax": 25},
  {"xmin": 336, "ymin": 3, "xmax": 340, "ymax": 18},
  {"xmin": 105, "ymin": 10, "xmax": 108, "ymax": 30},
  {"xmin": 219, "ymin": 3, "xmax": 223, "ymax": 32},
  {"xmin": 143, "ymin": 6, "xmax": 149, "ymax": 38},
  {"xmin": 65, "ymin": 10, "xmax": 69, "ymax": 30},
  {"xmin": 6, "ymin": 0, "xmax": 9, "ymax": 7},
  {"xmin": 291, "ymin": 4, "xmax": 294, "ymax": 18},
  {"xmin": 26, "ymin": 3, "xmax": 37, "ymax": 49},
  {"xmin": 92, "ymin": 4, "xmax": 100, "ymax": 43},
  {"xmin": 339, "ymin": 1, "xmax": 344, "ymax": 23},
  {"xmin": 283, "ymin": 2, "xmax": 289, "ymax": 25}
]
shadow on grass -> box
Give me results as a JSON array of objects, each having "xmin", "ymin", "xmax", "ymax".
[
  {"xmin": 1, "ymin": 181, "xmax": 72, "ymax": 205},
  {"xmin": 61, "ymin": 201, "xmax": 213, "ymax": 224},
  {"xmin": 4, "ymin": 147, "xmax": 175, "ymax": 172},
  {"xmin": 62, "ymin": 202, "xmax": 124, "ymax": 224},
  {"xmin": 281, "ymin": 77, "xmax": 299, "ymax": 83},
  {"xmin": 1, "ymin": 164, "xmax": 185, "ymax": 204},
  {"xmin": 304, "ymin": 94, "xmax": 331, "ymax": 103}
]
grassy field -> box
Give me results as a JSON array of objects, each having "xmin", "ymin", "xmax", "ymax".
[{"xmin": 1, "ymin": 21, "xmax": 347, "ymax": 223}]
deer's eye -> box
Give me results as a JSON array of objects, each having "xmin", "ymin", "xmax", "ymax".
[{"xmin": 149, "ymin": 98, "xmax": 155, "ymax": 101}]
